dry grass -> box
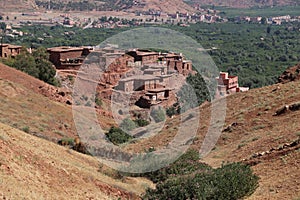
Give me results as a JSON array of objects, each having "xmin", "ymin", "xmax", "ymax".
[
  {"xmin": 0, "ymin": 122, "xmax": 153, "ymax": 199},
  {"xmin": 0, "ymin": 79, "xmax": 77, "ymax": 140},
  {"xmin": 123, "ymin": 80, "xmax": 300, "ymax": 199},
  {"xmin": 1, "ymin": 62, "xmax": 300, "ymax": 199}
]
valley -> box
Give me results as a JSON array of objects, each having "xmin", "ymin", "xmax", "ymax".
[{"xmin": 0, "ymin": 1, "xmax": 300, "ymax": 199}]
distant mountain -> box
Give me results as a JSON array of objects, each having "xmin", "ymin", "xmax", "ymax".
[
  {"xmin": 1, "ymin": 0, "xmax": 299, "ymax": 13},
  {"xmin": 126, "ymin": 0, "xmax": 195, "ymax": 14},
  {"xmin": 0, "ymin": 0, "xmax": 37, "ymax": 11},
  {"xmin": 186, "ymin": 0, "xmax": 300, "ymax": 8},
  {"xmin": 0, "ymin": 0, "xmax": 194, "ymax": 14}
]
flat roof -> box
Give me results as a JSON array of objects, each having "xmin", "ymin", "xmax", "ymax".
[
  {"xmin": 8, "ymin": 45, "xmax": 22, "ymax": 49},
  {"xmin": 146, "ymin": 64, "xmax": 167, "ymax": 68},
  {"xmin": 144, "ymin": 69, "xmax": 161, "ymax": 72},
  {"xmin": 127, "ymin": 49, "xmax": 159, "ymax": 56},
  {"xmin": 159, "ymin": 75, "xmax": 172, "ymax": 78},
  {"xmin": 119, "ymin": 75, "xmax": 160, "ymax": 82},
  {"xmin": 137, "ymin": 51, "xmax": 159, "ymax": 56},
  {"xmin": 47, "ymin": 46, "xmax": 84, "ymax": 52},
  {"xmin": 165, "ymin": 53, "xmax": 182, "ymax": 57},
  {"xmin": 147, "ymin": 88, "xmax": 173, "ymax": 93},
  {"xmin": 0, "ymin": 44, "xmax": 22, "ymax": 48},
  {"xmin": 105, "ymin": 52, "xmax": 125, "ymax": 57}
]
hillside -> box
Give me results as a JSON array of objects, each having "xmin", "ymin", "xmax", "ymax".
[
  {"xmin": 1, "ymin": 57, "xmax": 300, "ymax": 199},
  {"xmin": 187, "ymin": 0, "xmax": 300, "ymax": 8},
  {"xmin": 124, "ymin": 65, "xmax": 300, "ymax": 199},
  {"xmin": 0, "ymin": 64, "xmax": 75, "ymax": 142},
  {"xmin": 1, "ymin": 0, "xmax": 194, "ymax": 14},
  {"xmin": 0, "ymin": 122, "xmax": 153, "ymax": 199},
  {"xmin": 0, "ymin": 63, "xmax": 154, "ymax": 199},
  {"xmin": 199, "ymin": 80, "xmax": 300, "ymax": 199},
  {"xmin": 0, "ymin": 63, "xmax": 71, "ymax": 104},
  {"xmin": 0, "ymin": 63, "xmax": 115, "ymax": 142},
  {"xmin": 0, "ymin": 0, "xmax": 37, "ymax": 11},
  {"xmin": 127, "ymin": 0, "xmax": 195, "ymax": 14},
  {"xmin": 1, "ymin": 0, "xmax": 299, "ymax": 13}
]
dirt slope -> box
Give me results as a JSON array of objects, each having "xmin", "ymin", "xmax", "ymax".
[
  {"xmin": 0, "ymin": 122, "xmax": 153, "ymax": 199},
  {"xmin": 0, "ymin": 63, "xmax": 117, "ymax": 144},
  {"xmin": 199, "ymin": 79, "xmax": 300, "ymax": 199},
  {"xmin": 0, "ymin": 0, "xmax": 37, "ymax": 11},
  {"xmin": 1, "ymin": 0, "xmax": 194, "ymax": 14},
  {"xmin": 0, "ymin": 65, "xmax": 152, "ymax": 199},
  {"xmin": 0, "ymin": 63, "xmax": 76, "ymax": 142},
  {"xmin": 201, "ymin": 75, "xmax": 300, "ymax": 199},
  {"xmin": 0, "ymin": 63, "xmax": 71, "ymax": 104},
  {"xmin": 1, "ymin": 61, "xmax": 299, "ymax": 199},
  {"xmin": 124, "ymin": 73, "xmax": 300, "ymax": 199}
]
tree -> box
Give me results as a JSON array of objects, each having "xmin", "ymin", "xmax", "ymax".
[
  {"xmin": 32, "ymin": 47, "xmax": 57, "ymax": 85},
  {"xmin": 4, "ymin": 47, "xmax": 58, "ymax": 86},
  {"xmin": 267, "ymin": 26, "xmax": 271, "ymax": 34},
  {"xmin": 0, "ymin": 22, "xmax": 5, "ymax": 30},
  {"xmin": 177, "ymin": 73, "xmax": 210, "ymax": 113},
  {"xmin": 261, "ymin": 17, "xmax": 267, "ymax": 24},
  {"xmin": 12, "ymin": 47, "xmax": 39, "ymax": 78}
]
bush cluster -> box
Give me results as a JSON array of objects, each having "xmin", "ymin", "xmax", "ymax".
[
  {"xmin": 106, "ymin": 126, "xmax": 133, "ymax": 145},
  {"xmin": 133, "ymin": 119, "xmax": 150, "ymax": 127},
  {"xmin": 142, "ymin": 150, "xmax": 259, "ymax": 200}
]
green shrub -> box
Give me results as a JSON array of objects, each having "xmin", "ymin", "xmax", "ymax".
[
  {"xmin": 211, "ymin": 163, "xmax": 259, "ymax": 199},
  {"xmin": 106, "ymin": 126, "xmax": 133, "ymax": 145},
  {"xmin": 134, "ymin": 119, "xmax": 150, "ymax": 127},
  {"xmin": 22, "ymin": 126, "xmax": 30, "ymax": 133},
  {"xmin": 144, "ymin": 162, "xmax": 259, "ymax": 200},
  {"xmin": 150, "ymin": 107, "xmax": 166, "ymax": 123},
  {"xmin": 120, "ymin": 118, "xmax": 137, "ymax": 131},
  {"xmin": 58, "ymin": 138, "xmax": 74, "ymax": 146},
  {"xmin": 141, "ymin": 149, "xmax": 211, "ymax": 183},
  {"xmin": 95, "ymin": 96, "xmax": 103, "ymax": 107},
  {"xmin": 166, "ymin": 106, "xmax": 178, "ymax": 117}
]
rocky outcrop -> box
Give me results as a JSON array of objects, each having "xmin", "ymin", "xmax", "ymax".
[
  {"xmin": 242, "ymin": 137, "xmax": 300, "ymax": 166},
  {"xmin": 273, "ymin": 102, "xmax": 300, "ymax": 116},
  {"xmin": 278, "ymin": 63, "xmax": 300, "ymax": 84}
]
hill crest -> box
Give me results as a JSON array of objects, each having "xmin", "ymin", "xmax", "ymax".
[{"xmin": 0, "ymin": 0, "xmax": 194, "ymax": 14}]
